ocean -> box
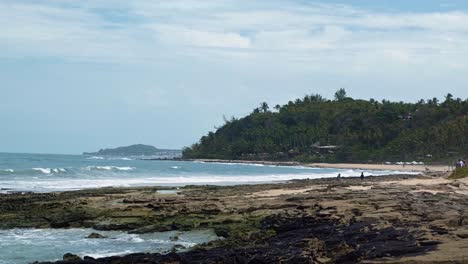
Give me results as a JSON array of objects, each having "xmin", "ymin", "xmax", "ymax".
[
  {"xmin": 0, "ymin": 152, "xmax": 418, "ymax": 263},
  {"xmin": 0, "ymin": 152, "xmax": 415, "ymax": 194}
]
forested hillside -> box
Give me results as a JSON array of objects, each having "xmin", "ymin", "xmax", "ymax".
[{"xmin": 183, "ymin": 90, "xmax": 468, "ymax": 163}]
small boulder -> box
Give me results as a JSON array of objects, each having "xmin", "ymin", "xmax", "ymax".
[
  {"xmin": 455, "ymin": 230, "xmax": 468, "ymax": 239},
  {"xmin": 171, "ymin": 244, "xmax": 187, "ymax": 253},
  {"xmin": 86, "ymin": 232, "xmax": 107, "ymax": 239},
  {"xmin": 63, "ymin": 253, "xmax": 81, "ymax": 261}
]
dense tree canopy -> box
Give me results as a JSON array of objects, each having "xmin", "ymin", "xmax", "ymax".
[{"xmin": 183, "ymin": 90, "xmax": 468, "ymax": 163}]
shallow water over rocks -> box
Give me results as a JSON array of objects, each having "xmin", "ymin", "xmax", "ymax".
[{"xmin": 0, "ymin": 228, "xmax": 218, "ymax": 264}]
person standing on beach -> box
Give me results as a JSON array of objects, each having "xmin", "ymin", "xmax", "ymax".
[
  {"xmin": 360, "ymin": 172, "xmax": 364, "ymax": 180},
  {"xmin": 337, "ymin": 173, "xmax": 341, "ymax": 179}
]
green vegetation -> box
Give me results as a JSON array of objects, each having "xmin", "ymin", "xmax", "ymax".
[
  {"xmin": 183, "ymin": 90, "xmax": 467, "ymax": 163},
  {"xmin": 449, "ymin": 167, "xmax": 468, "ymax": 179}
]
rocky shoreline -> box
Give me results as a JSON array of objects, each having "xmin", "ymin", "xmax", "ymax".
[{"xmin": 1, "ymin": 173, "xmax": 467, "ymax": 263}]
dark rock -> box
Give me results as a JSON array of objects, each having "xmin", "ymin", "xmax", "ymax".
[
  {"xmin": 419, "ymin": 240, "xmax": 441, "ymax": 246},
  {"xmin": 455, "ymin": 230, "xmax": 468, "ymax": 239},
  {"xmin": 93, "ymin": 223, "xmax": 139, "ymax": 231},
  {"xmin": 41, "ymin": 215, "xmax": 435, "ymax": 264},
  {"xmin": 86, "ymin": 232, "xmax": 107, "ymax": 239},
  {"xmin": 429, "ymin": 224, "xmax": 449, "ymax": 235},
  {"xmin": 172, "ymin": 244, "xmax": 187, "ymax": 252},
  {"xmin": 351, "ymin": 208, "xmax": 362, "ymax": 216},
  {"xmin": 50, "ymin": 221, "xmax": 71, "ymax": 228},
  {"xmin": 62, "ymin": 253, "xmax": 81, "ymax": 261}
]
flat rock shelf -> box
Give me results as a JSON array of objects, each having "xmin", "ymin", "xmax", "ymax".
[{"xmin": 1, "ymin": 174, "xmax": 467, "ymax": 263}]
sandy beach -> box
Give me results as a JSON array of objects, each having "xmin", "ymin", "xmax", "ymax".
[{"xmin": 191, "ymin": 159, "xmax": 453, "ymax": 173}]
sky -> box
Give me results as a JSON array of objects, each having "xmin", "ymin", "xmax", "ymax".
[{"xmin": 1, "ymin": 0, "xmax": 468, "ymax": 154}]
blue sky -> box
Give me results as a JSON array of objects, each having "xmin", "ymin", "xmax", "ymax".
[{"xmin": 1, "ymin": 0, "xmax": 468, "ymax": 154}]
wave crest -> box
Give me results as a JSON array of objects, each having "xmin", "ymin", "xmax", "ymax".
[
  {"xmin": 85, "ymin": 166, "xmax": 135, "ymax": 171},
  {"xmin": 32, "ymin": 168, "xmax": 67, "ymax": 174},
  {"xmin": 86, "ymin": 156, "xmax": 105, "ymax": 160}
]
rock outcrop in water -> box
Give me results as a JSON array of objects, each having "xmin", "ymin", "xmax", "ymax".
[{"xmin": 86, "ymin": 232, "xmax": 106, "ymax": 239}]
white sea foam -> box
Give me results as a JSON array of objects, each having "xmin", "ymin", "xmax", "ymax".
[
  {"xmin": 80, "ymin": 250, "xmax": 135, "ymax": 259},
  {"xmin": 86, "ymin": 156, "xmax": 105, "ymax": 160},
  {"xmin": 0, "ymin": 157, "xmax": 418, "ymax": 194},
  {"xmin": 0, "ymin": 228, "xmax": 217, "ymax": 263},
  {"xmin": 32, "ymin": 168, "xmax": 66, "ymax": 174},
  {"xmin": 114, "ymin": 234, "xmax": 145, "ymax": 243},
  {"xmin": 0, "ymin": 169, "xmax": 418, "ymax": 193},
  {"xmin": 147, "ymin": 239, "xmax": 197, "ymax": 247},
  {"xmin": 198, "ymin": 161, "xmax": 320, "ymax": 170},
  {"xmin": 32, "ymin": 168, "xmax": 52, "ymax": 174},
  {"xmin": 85, "ymin": 166, "xmax": 135, "ymax": 171},
  {"xmin": 108, "ymin": 157, "xmax": 134, "ymax": 161},
  {"xmin": 2, "ymin": 169, "xmax": 14, "ymax": 173}
]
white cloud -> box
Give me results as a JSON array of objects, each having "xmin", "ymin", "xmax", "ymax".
[
  {"xmin": 150, "ymin": 24, "xmax": 251, "ymax": 49},
  {"xmin": 354, "ymin": 12, "xmax": 468, "ymax": 32},
  {"xmin": 0, "ymin": 0, "xmax": 467, "ymax": 72}
]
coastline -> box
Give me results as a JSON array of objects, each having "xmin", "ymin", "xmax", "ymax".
[
  {"xmin": 1, "ymin": 172, "xmax": 467, "ymax": 263},
  {"xmin": 188, "ymin": 159, "xmax": 453, "ymax": 172}
]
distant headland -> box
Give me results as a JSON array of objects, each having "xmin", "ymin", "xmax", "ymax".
[{"xmin": 83, "ymin": 144, "xmax": 180, "ymax": 157}]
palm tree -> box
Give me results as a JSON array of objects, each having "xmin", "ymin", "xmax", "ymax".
[{"xmin": 260, "ymin": 102, "xmax": 269, "ymax": 113}]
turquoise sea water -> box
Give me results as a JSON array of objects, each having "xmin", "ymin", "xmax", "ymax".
[
  {"xmin": 0, "ymin": 152, "xmax": 416, "ymax": 193},
  {"xmin": 0, "ymin": 228, "xmax": 218, "ymax": 264}
]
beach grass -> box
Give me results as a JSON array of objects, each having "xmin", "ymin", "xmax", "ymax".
[{"xmin": 449, "ymin": 167, "xmax": 468, "ymax": 179}]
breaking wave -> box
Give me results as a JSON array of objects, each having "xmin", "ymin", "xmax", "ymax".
[
  {"xmin": 86, "ymin": 156, "xmax": 105, "ymax": 160},
  {"xmin": 32, "ymin": 168, "xmax": 67, "ymax": 174},
  {"xmin": 0, "ymin": 166, "xmax": 134, "ymax": 176},
  {"xmin": 85, "ymin": 166, "xmax": 135, "ymax": 171},
  {"xmin": 0, "ymin": 152, "xmax": 419, "ymax": 194}
]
